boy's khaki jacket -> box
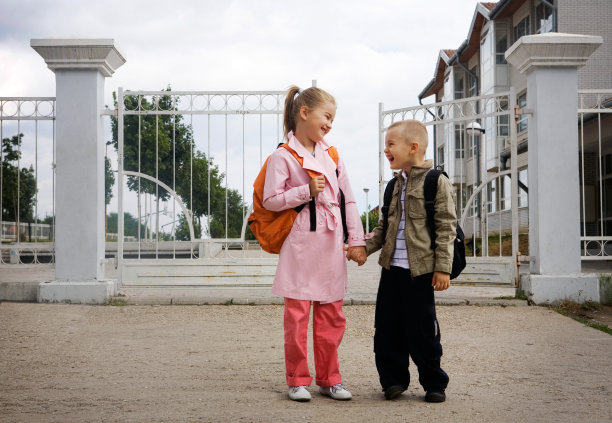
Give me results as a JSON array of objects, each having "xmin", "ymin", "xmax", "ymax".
[{"xmin": 365, "ymin": 160, "xmax": 457, "ymax": 277}]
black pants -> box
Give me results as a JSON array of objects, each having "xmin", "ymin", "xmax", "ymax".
[{"xmin": 374, "ymin": 266, "xmax": 449, "ymax": 392}]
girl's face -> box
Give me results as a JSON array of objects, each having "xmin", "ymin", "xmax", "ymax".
[{"xmin": 298, "ymin": 101, "xmax": 336, "ymax": 144}]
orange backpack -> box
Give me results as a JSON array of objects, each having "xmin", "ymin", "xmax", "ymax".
[{"xmin": 248, "ymin": 143, "xmax": 347, "ymax": 254}]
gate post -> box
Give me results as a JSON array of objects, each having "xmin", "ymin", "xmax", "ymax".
[
  {"xmin": 31, "ymin": 39, "xmax": 126, "ymax": 304},
  {"xmin": 505, "ymin": 33, "xmax": 601, "ymax": 303}
]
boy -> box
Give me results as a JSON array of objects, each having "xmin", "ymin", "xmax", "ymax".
[{"xmin": 352, "ymin": 120, "xmax": 456, "ymax": 402}]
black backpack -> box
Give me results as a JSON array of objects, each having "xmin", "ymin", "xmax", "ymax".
[{"xmin": 381, "ymin": 169, "xmax": 466, "ymax": 279}]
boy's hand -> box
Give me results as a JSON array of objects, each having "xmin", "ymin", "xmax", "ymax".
[
  {"xmin": 343, "ymin": 246, "xmax": 367, "ymax": 266},
  {"xmin": 432, "ymin": 271, "xmax": 450, "ymax": 291},
  {"xmin": 309, "ymin": 175, "xmax": 325, "ymax": 196}
]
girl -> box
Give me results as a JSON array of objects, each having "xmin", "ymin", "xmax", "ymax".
[{"xmin": 263, "ymin": 86, "xmax": 366, "ymax": 402}]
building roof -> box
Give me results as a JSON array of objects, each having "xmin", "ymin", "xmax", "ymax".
[
  {"xmin": 489, "ymin": 0, "xmax": 523, "ymax": 19},
  {"xmin": 481, "ymin": 2, "xmax": 496, "ymax": 11},
  {"xmin": 418, "ymin": 49, "xmax": 457, "ymax": 100},
  {"xmin": 419, "ymin": 2, "xmax": 492, "ymax": 99}
]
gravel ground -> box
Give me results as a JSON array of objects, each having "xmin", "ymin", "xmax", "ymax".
[{"xmin": 1, "ymin": 302, "xmax": 611, "ymax": 423}]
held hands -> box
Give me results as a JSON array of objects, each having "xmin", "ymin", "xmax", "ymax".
[
  {"xmin": 344, "ymin": 246, "xmax": 367, "ymax": 266},
  {"xmin": 309, "ymin": 175, "xmax": 325, "ymax": 196},
  {"xmin": 432, "ymin": 271, "xmax": 450, "ymax": 291}
]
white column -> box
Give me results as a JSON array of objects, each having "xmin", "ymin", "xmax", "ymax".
[
  {"xmin": 505, "ymin": 33, "xmax": 602, "ymax": 303},
  {"xmin": 31, "ymin": 39, "xmax": 126, "ymax": 304}
]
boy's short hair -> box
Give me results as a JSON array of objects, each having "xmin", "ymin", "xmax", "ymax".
[{"xmin": 388, "ymin": 120, "xmax": 428, "ymax": 153}]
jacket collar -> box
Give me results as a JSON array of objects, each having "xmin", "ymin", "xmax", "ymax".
[
  {"xmin": 395, "ymin": 159, "xmax": 434, "ymax": 183},
  {"xmin": 287, "ymin": 131, "xmax": 338, "ymax": 194},
  {"xmin": 287, "ymin": 131, "xmax": 330, "ymax": 175}
]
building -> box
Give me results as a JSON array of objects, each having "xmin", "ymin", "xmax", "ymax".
[{"xmin": 417, "ymin": 0, "xmax": 612, "ymax": 245}]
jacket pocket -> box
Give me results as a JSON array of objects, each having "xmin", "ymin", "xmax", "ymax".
[{"xmin": 407, "ymin": 189, "xmax": 426, "ymax": 219}]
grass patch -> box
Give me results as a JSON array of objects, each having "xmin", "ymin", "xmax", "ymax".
[
  {"xmin": 223, "ymin": 298, "xmax": 234, "ymax": 306},
  {"xmin": 552, "ymin": 300, "xmax": 612, "ymax": 336},
  {"xmin": 493, "ymin": 290, "xmax": 528, "ymax": 301},
  {"xmin": 565, "ymin": 315, "xmax": 612, "ymax": 336},
  {"xmin": 109, "ymin": 299, "xmax": 127, "ymax": 306}
]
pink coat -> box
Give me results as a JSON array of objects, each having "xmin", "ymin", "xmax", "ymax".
[{"xmin": 263, "ymin": 132, "xmax": 366, "ymax": 303}]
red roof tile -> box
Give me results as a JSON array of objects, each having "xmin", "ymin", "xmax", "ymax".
[{"xmin": 442, "ymin": 49, "xmax": 456, "ymax": 58}]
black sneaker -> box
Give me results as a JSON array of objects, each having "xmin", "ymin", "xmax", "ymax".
[
  {"xmin": 425, "ymin": 390, "xmax": 446, "ymax": 403},
  {"xmin": 383, "ymin": 385, "xmax": 405, "ymax": 400}
]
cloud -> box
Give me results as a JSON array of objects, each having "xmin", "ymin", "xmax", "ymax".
[{"xmin": 1, "ymin": 0, "xmax": 482, "ymax": 217}]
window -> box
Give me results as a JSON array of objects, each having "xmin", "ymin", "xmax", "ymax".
[
  {"xmin": 454, "ymin": 70, "xmax": 465, "ymax": 100},
  {"xmin": 495, "ymin": 25, "xmax": 508, "ymax": 64},
  {"xmin": 437, "ymin": 146, "xmax": 445, "ymax": 171},
  {"xmin": 487, "ymin": 180, "xmax": 497, "ymax": 213},
  {"xmin": 455, "ymin": 124, "xmax": 465, "ymax": 159},
  {"xmin": 536, "ymin": 2, "xmax": 553, "ymax": 33},
  {"xmin": 480, "ymin": 30, "xmax": 493, "ymax": 92},
  {"xmin": 514, "ymin": 16, "xmax": 530, "ymax": 42},
  {"xmin": 468, "ymin": 66, "xmax": 479, "ymax": 98},
  {"xmin": 517, "ymin": 92, "xmax": 528, "ymax": 133},
  {"xmin": 466, "ymin": 186, "xmax": 475, "ymax": 217},
  {"xmin": 500, "ymin": 175, "xmax": 511, "ymax": 211},
  {"xmin": 519, "ymin": 168, "xmax": 528, "ymax": 207},
  {"xmin": 497, "ymin": 99, "xmax": 509, "ymax": 150}
]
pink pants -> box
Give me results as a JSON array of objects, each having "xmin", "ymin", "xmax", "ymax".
[{"xmin": 283, "ymin": 297, "xmax": 346, "ymax": 387}]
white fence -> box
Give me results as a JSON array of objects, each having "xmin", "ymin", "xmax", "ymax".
[{"xmin": 579, "ymin": 89, "xmax": 612, "ymax": 260}]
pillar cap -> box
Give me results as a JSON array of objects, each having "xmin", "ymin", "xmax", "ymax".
[
  {"xmin": 505, "ymin": 32, "xmax": 602, "ymax": 74},
  {"xmin": 31, "ymin": 38, "xmax": 126, "ymax": 77}
]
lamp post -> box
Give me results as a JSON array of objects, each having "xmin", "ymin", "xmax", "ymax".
[
  {"xmin": 466, "ymin": 121, "xmax": 486, "ymax": 256},
  {"xmin": 363, "ymin": 188, "xmax": 370, "ymax": 233}
]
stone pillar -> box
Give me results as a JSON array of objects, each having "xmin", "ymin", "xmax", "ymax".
[
  {"xmin": 505, "ymin": 33, "xmax": 602, "ymax": 303},
  {"xmin": 31, "ymin": 39, "xmax": 126, "ymax": 304}
]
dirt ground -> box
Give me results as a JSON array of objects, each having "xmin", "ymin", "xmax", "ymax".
[{"xmin": 1, "ymin": 302, "xmax": 611, "ymax": 423}]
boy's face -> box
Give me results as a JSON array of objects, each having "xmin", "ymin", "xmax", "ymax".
[{"xmin": 384, "ymin": 127, "xmax": 419, "ymax": 171}]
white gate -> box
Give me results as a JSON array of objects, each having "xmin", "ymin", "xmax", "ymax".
[
  {"xmin": 105, "ymin": 88, "xmax": 288, "ymax": 287},
  {"xmin": 379, "ymin": 90, "xmax": 522, "ymax": 285}
]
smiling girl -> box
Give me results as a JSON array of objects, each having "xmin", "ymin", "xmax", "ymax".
[{"xmin": 262, "ymin": 86, "xmax": 366, "ymax": 402}]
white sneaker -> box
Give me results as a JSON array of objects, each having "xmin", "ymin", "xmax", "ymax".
[
  {"xmin": 288, "ymin": 385, "xmax": 312, "ymax": 402},
  {"xmin": 319, "ymin": 383, "xmax": 352, "ymax": 400}
]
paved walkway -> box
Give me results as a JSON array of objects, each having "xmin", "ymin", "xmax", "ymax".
[{"xmin": 1, "ymin": 302, "xmax": 611, "ymax": 423}]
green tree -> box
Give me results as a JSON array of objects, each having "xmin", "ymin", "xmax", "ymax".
[
  {"xmin": 106, "ymin": 212, "xmax": 146, "ymax": 238},
  {"xmin": 110, "ymin": 88, "xmax": 247, "ymax": 240},
  {"xmin": 105, "ymin": 156, "xmax": 114, "ymax": 206},
  {"xmin": 361, "ymin": 208, "xmax": 379, "ymax": 234},
  {"xmin": 1, "ymin": 134, "xmax": 37, "ymax": 223},
  {"xmin": 175, "ymin": 213, "xmax": 202, "ymax": 241}
]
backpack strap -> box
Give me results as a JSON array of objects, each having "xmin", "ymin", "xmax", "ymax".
[
  {"xmin": 328, "ymin": 146, "xmax": 348, "ymax": 243},
  {"xmin": 279, "ymin": 143, "xmax": 346, "ymax": 238},
  {"xmin": 381, "ymin": 177, "xmax": 397, "ymax": 240},
  {"xmin": 424, "ymin": 169, "xmax": 448, "ymax": 251}
]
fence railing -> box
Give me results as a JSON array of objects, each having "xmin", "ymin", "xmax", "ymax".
[
  {"xmin": 0, "ymin": 97, "xmax": 56, "ymax": 263},
  {"xmin": 579, "ymin": 89, "xmax": 612, "ymax": 260}
]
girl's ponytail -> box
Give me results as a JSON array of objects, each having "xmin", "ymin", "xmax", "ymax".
[
  {"xmin": 283, "ymin": 85, "xmax": 301, "ymax": 140},
  {"xmin": 283, "ymin": 85, "xmax": 336, "ymax": 141}
]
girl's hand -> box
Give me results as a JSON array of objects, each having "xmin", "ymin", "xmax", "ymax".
[
  {"xmin": 344, "ymin": 246, "xmax": 367, "ymax": 266},
  {"xmin": 309, "ymin": 175, "xmax": 325, "ymax": 196}
]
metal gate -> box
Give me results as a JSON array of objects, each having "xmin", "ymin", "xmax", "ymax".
[
  {"xmin": 105, "ymin": 88, "xmax": 288, "ymax": 287},
  {"xmin": 379, "ymin": 90, "xmax": 522, "ymax": 285}
]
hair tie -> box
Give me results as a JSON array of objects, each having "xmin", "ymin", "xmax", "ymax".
[{"xmin": 295, "ymin": 89, "xmax": 301, "ymax": 97}]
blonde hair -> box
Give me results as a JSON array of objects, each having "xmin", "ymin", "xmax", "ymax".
[
  {"xmin": 388, "ymin": 120, "xmax": 429, "ymax": 154},
  {"xmin": 283, "ymin": 86, "xmax": 336, "ymax": 140}
]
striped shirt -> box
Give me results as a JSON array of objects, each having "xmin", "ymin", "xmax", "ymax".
[{"xmin": 390, "ymin": 171, "xmax": 410, "ymax": 269}]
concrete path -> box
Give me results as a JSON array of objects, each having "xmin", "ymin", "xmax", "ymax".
[{"xmin": 1, "ymin": 302, "xmax": 611, "ymax": 423}]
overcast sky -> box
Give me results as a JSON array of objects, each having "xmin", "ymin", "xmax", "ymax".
[{"xmin": 1, "ymin": 0, "xmax": 482, "ymax": 223}]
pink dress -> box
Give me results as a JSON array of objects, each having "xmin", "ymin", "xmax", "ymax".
[{"xmin": 262, "ymin": 132, "xmax": 366, "ymax": 303}]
